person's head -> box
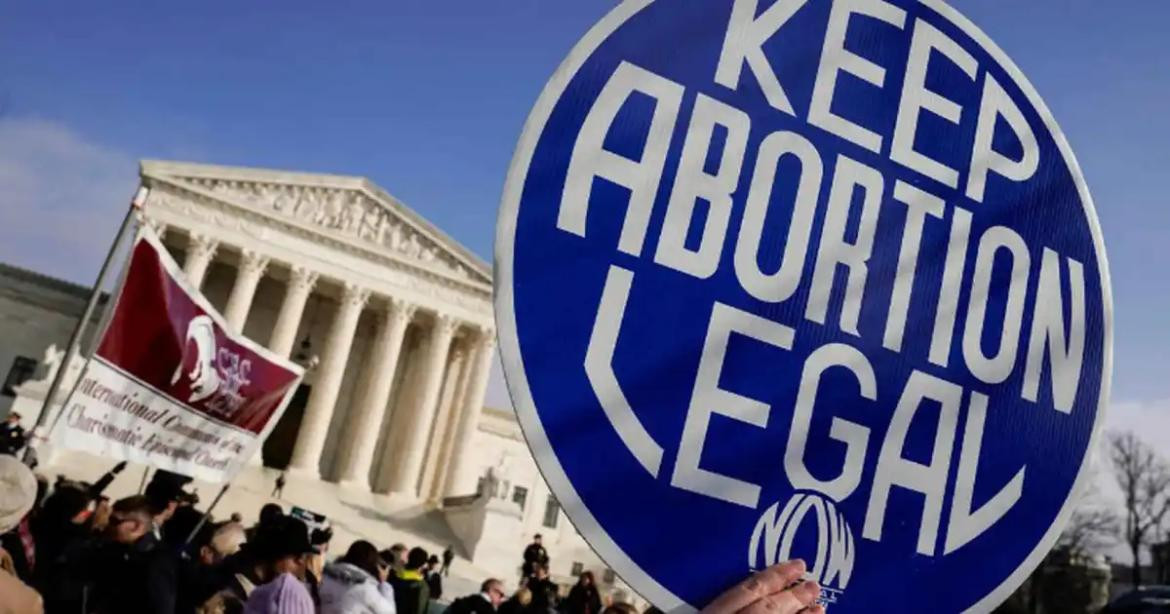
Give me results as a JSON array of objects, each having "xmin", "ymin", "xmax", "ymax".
[
  {"xmin": 426, "ymin": 554, "xmax": 440, "ymax": 571},
  {"xmin": 251, "ymin": 516, "xmax": 315, "ymax": 581},
  {"xmin": 513, "ymin": 588, "xmax": 533, "ymax": 607},
  {"xmin": 108, "ymin": 495, "xmax": 154, "ymax": 545},
  {"xmin": 5, "ymin": 411, "xmax": 20, "ymax": 425},
  {"xmin": 406, "ymin": 546, "xmax": 429, "ymax": 571},
  {"xmin": 578, "ymin": 571, "xmax": 595, "ymax": 587},
  {"xmin": 342, "ymin": 540, "xmax": 389, "ymax": 582},
  {"xmin": 199, "ymin": 521, "xmax": 247, "ymax": 566},
  {"xmin": 532, "ymin": 563, "xmax": 549, "ymax": 580},
  {"xmin": 533, "ymin": 533, "xmax": 542, "ymax": 545},
  {"xmin": 0, "ymin": 455, "xmax": 36, "ymax": 534},
  {"xmin": 602, "ymin": 604, "xmax": 638, "ymax": 614},
  {"xmin": 38, "ymin": 483, "xmax": 91, "ymax": 527},
  {"xmin": 481, "ymin": 579, "xmax": 506, "ymax": 607},
  {"xmin": 230, "ymin": 512, "xmax": 243, "ymax": 523},
  {"xmin": 258, "ymin": 503, "xmax": 284, "ymax": 526}
]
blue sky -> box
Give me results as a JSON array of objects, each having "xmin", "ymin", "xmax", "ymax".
[{"xmin": 0, "ymin": 2, "xmax": 1166, "ymax": 478}]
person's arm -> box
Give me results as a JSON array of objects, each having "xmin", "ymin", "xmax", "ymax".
[{"xmin": 699, "ymin": 560, "xmax": 822, "ymax": 614}]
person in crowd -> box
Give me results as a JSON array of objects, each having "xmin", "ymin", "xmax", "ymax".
[
  {"xmin": 241, "ymin": 516, "xmax": 316, "ymax": 614},
  {"xmin": 30, "ymin": 481, "xmax": 93, "ymax": 597},
  {"xmin": 0, "ymin": 455, "xmax": 42, "ymax": 613},
  {"xmin": 441, "ymin": 546, "xmax": 454, "ymax": 577},
  {"xmin": 272, "ymin": 473, "xmax": 286, "ymax": 498},
  {"xmin": 563, "ymin": 571, "xmax": 601, "ymax": 614},
  {"xmin": 521, "ymin": 534, "xmax": 549, "ymax": 583},
  {"xmin": 498, "ymin": 587, "xmax": 532, "ymax": 614},
  {"xmin": 525, "ymin": 563, "xmax": 558, "ymax": 614},
  {"xmin": 0, "ymin": 412, "xmax": 26, "ymax": 457},
  {"xmin": 319, "ymin": 539, "xmax": 396, "ymax": 614},
  {"xmin": 444, "ymin": 578, "xmax": 506, "ymax": 614},
  {"xmin": 247, "ymin": 503, "xmax": 284, "ymax": 543},
  {"xmin": 86, "ymin": 495, "xmax": 179, "ymax": 614},
  {"xmin": 180, "ymin": 521, "xmax": 248, "ymax": 614},
  {"xmin": 389, "ymin": 547, "xmax": 430, "ymax": 614},
  {"xmin": 305, "ymin": 524, "xmax": 334, "ymax": 609},
  {"xmin": 424, "ymin": 554, "xmax": 443, "ymax": 601},
  {"xmin": 381, "ymin": 543, "xmax": 407, "ymax": 573},
  {"xmin": 144, "ymin": 470, "xmax": 196, "ymax": 542}
]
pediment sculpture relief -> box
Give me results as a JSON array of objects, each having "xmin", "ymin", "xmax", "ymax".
[{"xmin": 172, "ymin": 176, "xmax": 474, "ymax": 280}]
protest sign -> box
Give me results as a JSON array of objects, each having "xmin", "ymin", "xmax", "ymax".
[{"xmin": 495, "ymin": 1, "xmax": 1111, "ymax": 611}]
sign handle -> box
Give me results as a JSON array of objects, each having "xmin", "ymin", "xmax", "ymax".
[{"xmin": 182, "ymin": 483, "xmax": 231, "ymax": 548}]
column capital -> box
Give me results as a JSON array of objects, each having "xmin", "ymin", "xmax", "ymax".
[
  {"xmin": 140, "ymin": 215, "xmax": 168, "ymax": 239},
  {"xmin": 340, "ymin": 282, "xmax": 371, "ymax": 309},
  {"xmin": 386, "ymin": 297, "xmax": 418, "ymax": 325},
  {"xmin": 433, "ymin": 313, "xmax": 460, "ymax": 338},
  {"xmin": 289, "ymin": 265, "xmax": 320, "ymax": 292},
  {"xmin": 473, "ymin": 323, "xmax": 496, "ymax": 346},
  {"xmin": 188, "ymin": 232, "xmax": 219, "ymax": 257},
  {"xmin": 238, "ymin": 249, "xmax": 271, "ymax": 276}
]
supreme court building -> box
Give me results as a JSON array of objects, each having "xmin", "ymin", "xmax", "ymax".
[{"xmin": 0, "ymin": 160, "xmax": 640, "ymax": 602}]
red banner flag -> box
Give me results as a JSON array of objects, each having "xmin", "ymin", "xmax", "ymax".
[{"xmin": 56, "ymin": 229, "xmax": 304, "ymax": 482}]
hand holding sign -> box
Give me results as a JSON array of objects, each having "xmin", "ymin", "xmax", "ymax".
[{"xmin": 702, "ymin": 561, "xmax": 823, "ymax": 614}]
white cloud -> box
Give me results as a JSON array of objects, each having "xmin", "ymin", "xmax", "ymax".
[{"xmin": 0, "ymin": 117, "xmax": 137, "ymax": 285}]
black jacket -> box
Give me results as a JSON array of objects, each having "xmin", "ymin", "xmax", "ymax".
[
  {"xmin": 562, "ymin": 584, "xmax": 602, "ymax": 614},
  {"xmin": 526, "ymin": 577, "xmax": 559, "ymax": 614},
  {"xmin": 446, "ymin": 594, "xmax": 495, "ymax": 614},
  {"xmin": 85, "ymin": 535, "xmax": 178, "ymax": 614},
  {"xmin": 522, "ymin": 543, "xmax": 549, "ymax": 576},
  {"xmin": 0, "ymin": 422, "xmax": 26, "ymax": 455}
]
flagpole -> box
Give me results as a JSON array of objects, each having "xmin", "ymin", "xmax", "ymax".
[
  {"xmin": 25, "ymin": 186, "xmax": 149, "ymax": 462},
  {"xmin": 182, "ymin": 483, "xmax": 231, "ymax": 548}
]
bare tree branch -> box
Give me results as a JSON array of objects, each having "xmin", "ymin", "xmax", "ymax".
[{"xmin": 1110, "ymin": 430, "xmax": 1170, "ymax": 586}]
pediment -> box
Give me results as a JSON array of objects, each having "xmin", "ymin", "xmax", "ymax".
[{"xmin": 140, "ymin": 160, "xmax": 491, "ymax": 285}]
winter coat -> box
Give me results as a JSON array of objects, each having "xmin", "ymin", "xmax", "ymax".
[
  {"xmin": 0, "ymin": 567, "xmax": 42, "ymax": 614},
  {"xmin": 319, "ymin": 561, "xmax": 397, "ymax": 614},
  {"xmin": 445, "ymin": 594, "xmax": 494, "ymax": 614},
  {"xmin": 562, "ymin": 584, "xmax": 601, "ymax": 614}
]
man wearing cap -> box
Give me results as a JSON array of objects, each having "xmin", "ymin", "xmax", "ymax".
[
  {"xmin": 243, "ymin": 516, "xmax": 316, "ymax": 614},
  {"xmin": 0, "ymin": 413, "xmax": 26, "ymax": 457}
]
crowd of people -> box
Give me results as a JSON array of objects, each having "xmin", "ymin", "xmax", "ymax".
[{"xmin": 0, "ymin": 452, "xmax": 658, "ymax": 614}]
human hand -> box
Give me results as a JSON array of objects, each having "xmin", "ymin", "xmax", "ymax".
[{"xmin": 700, "ymin": 560, "xmax": 823, "ymax": 614}]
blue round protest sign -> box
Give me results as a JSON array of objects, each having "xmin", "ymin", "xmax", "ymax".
[{"xmin": 495, "ymin": 1, "xmax": 1111, "ymax": 612}]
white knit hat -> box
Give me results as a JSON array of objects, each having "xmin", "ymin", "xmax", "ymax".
[{"xmin": 0, "ymin": 455, "xmax": 37, "ymax": 534}]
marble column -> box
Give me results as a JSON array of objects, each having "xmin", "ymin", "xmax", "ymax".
[
  {"xmin": 223, "ymin": 249, "xmax": 270, "ymax": 333},
  {"xmin": 287, "ymin": 282, "xmax": 369, "ymax": 478},
  {"xmin": 336, "ymin": 298, "xmax": 416, "ymax": 489},
  {"xmin": 268, "ymin": 266, "xmax": 319, "ymax": 357},
  {"xmin": 386, "ymin": 313, "xmax": 458, "ymax": 497},
  {"xmin": 443, "ymin": 327, "xmax": 497, "ymax": 497},
  {"xmin": 183, "ymin": 233, "xmax": 219, "ymax": 289},
  {"xmin": 419, "ymin": 341, "xmax": 469, "ymax": 500}
]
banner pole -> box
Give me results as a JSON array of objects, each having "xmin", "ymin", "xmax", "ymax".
[
  {"xmin": 182, "ymin": 483, "xmax": 231, "ymax": 548},
  {"xmin": 138, "ymin": 466, "xmax": 151, "ymax": 495},
  {"xmin": 25, "ymin": 186, "xmax": 149, "ymax": 462}
]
